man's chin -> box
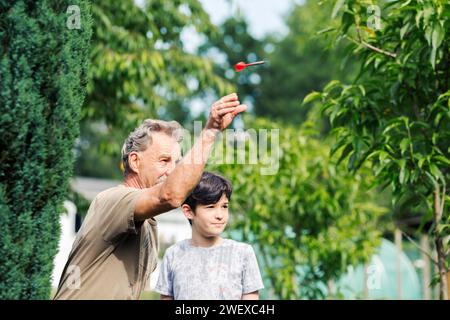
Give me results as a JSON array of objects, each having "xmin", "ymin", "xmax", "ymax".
[{"xmin": 153, "ymin": 178, "xmax": 166, "ymax": 186}]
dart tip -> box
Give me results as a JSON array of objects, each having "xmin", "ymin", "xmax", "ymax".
[
  {"xmin": 234, "ymin": 60, "xmax": 265, "ymax": 72},
  {"xmin": 234, "ymin": 61, "xmax": 247, "ymax": 72}
]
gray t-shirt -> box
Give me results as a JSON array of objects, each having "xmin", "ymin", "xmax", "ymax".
[{"xmin": 155, "ymin": 239, "xmax": 264, "ymax": 300}]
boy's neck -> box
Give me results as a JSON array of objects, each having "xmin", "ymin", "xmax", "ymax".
[{"xmin": 190, "ymin": 233, "xmax": 223, "ymax": 248}]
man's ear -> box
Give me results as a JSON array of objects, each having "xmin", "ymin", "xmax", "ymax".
[
  {"xmin": 181, "ymin": 204, "xmax": 195, "ymax": 221},
  {"xmin": 128, "ymin": 151, "xmax": 140, "ymax": 175}
]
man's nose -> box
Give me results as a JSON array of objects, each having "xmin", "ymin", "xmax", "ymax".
[{"xmin": 166, "ymin": 161, "xmax": 177, "ymax": 175}]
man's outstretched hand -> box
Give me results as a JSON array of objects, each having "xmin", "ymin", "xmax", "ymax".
[{"xmin": 205, "ymin": 93, "xmax": 247, "ymax": 132}]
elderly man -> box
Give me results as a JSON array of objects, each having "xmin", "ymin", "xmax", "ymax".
[{"xmin": 54, "ymin": 93, "xmax": 246, "ymax": 299}]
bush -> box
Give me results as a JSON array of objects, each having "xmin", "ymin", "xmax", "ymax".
[{"xmin": 0, "ymin": 0, "xmax": 92, "ymax": 299}]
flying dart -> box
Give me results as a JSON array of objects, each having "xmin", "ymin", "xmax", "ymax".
[{"xmin": 234, "ymin": 60, "xmax": 265, "ymax": 72}]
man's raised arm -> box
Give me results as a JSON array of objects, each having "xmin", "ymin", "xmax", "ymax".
[{"xmin": 134, "ymin": 93, "xmax": 247, "ymax": 221}]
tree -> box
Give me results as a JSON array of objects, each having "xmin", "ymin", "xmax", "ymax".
[
  {"xmin": 0, "ymin": 0, "xmax": 92, "ymax": 298},
  {"xmin": 209, "ymin": 114, "xmax": 386, "ymax": 299},
  {"xmin": 75, "ymin": 0, "xmax": 235, "ymax": 179},
  {"xmin": 198, "ymin": 1, "xmax": 358, "ymax": 126},
  {"xmin": 307, "ymin": 0, "xmax": 450, "ymax": 299},
  {"xmin": 197, "ymin": 12, "xmax": 267, "ymax": 108},
  {"xmin": 85, "ymin": 0, "xmax": 233, "ymax": 134},
  {"xmin": 254, "ymin": 0, "xmax": 358, "ymax": 125}
]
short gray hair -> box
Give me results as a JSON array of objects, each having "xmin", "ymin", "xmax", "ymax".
[{"xmin": 121, "ymin": 119, "xmax": 184, "ymax": 176}]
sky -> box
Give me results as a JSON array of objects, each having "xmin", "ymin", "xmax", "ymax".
[{"xmin": 200, "ymin": 0, "xmax": 299, "ymax": 39}]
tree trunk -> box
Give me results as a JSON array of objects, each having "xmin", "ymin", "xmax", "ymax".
[
  {"xmin": 433, "ymin": 186, "xmax": 448, "ymax": 300},
  {"xmin": 420, "ymin": 235, "xmax": 431, "ymax": 300}
]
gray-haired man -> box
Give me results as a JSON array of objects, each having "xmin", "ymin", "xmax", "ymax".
[{"xmin": 54, "ymin": 93, "xmax": 246, "ymax": 299}]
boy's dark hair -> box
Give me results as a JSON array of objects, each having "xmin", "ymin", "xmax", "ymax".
[{"xmin": 183, "ymin": 171, "xmax": 232, "ymax": 225}]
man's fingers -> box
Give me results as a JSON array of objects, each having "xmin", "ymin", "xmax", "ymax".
[
  {"xmin": 217, "ymin": 107, "xmax": 239, "ymax": 116},
  {"xmin": 206, "ymin": 93, "xmax": 243, "ymax": 131},
  {"xmin": 231, "ymin": 104, "xmax": 247, "ymax": 116},
  {"xmin": 217, "ymin": 104, "xmax": 247, "ymax": 116},
  {"xmin": 218, "ymin": 93, "xmax": 238, "ymax": 104},
  {"xmin": 212, "ymin": 93, "xmax": 238, "ymax": 108},
  {"xmin": 214, "ymin": 100, "xmax": 240, "ymax": 110}
]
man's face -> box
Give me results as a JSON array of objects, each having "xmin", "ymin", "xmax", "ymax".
[
  {"xmin": 132, "ymin": 131, "xmax": 182, "ymax": 188},
  {"xmin": 187, "ymin": 194, "xmax": 229, "ymax": 237}
]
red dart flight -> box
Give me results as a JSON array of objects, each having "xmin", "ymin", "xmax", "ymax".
[{"xmin": 234, "ymin": 60, "xmax": 265, "ymax": 72}]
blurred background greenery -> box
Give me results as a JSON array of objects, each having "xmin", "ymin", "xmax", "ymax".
[
  {"xmin": 4, "ymin": 0, "xmax": 445, "ymax": 299},
  {"xmin": 70, "ymin": 0, "xmax": 450, "ymax": 299}
]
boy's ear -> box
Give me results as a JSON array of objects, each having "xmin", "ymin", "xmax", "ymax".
[{"xmin": 181, "ymin": 204, "xmax": 195, "ymax": 221}]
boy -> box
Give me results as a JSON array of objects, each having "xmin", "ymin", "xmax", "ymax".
[{"xmin": 154, "ymin": 172, "xmax": 264, "ymax": 300}]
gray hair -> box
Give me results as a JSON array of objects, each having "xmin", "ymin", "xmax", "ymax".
[{"xmin": 121, "ymin": 119, "xmax": 184, "ymax": 176}]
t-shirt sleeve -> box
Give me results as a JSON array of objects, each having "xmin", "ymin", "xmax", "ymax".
[
  {"xmin": 154, "ymin": 249, "xmax": 174, "ymax": 297},
  {"xmin": 98, "ymin": 186, "xmax": 147, "ymax": 243},
  {"xmin": 242, "ymin": 245, "xmax": 265, "ymax": 294}
]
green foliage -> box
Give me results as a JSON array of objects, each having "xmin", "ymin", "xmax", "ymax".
[
  {"xmin": 210, "ymin": 115, "xmax": 386, "ymax": 299},
  {"xmin": 254, "ymin": 0, "xmax": 358, "ymax": 124},
  {"xmin": 0, "ymin": 0, "xmax": 92, "ymax": 298},
  {"xmin": 197, "ymin": 1, "xmax": 357, "ymax": 126},
  {"xmin": 198, "ymin": 12, "xmax": 267, "ymax": 106},
  {"xmin": 74, "ymin": 122, "xmax": 124, "ymax": 179},
  {"xmin": 315, "ymin": 0, "xmax": 450, "ymax": 296},
  {"xmin": 76, "ymin": 0, "xmax": 237, "ymax": 178},
  {"xmin": 85, "ymin": 0, "xmax": 234, "ymax": 131}
]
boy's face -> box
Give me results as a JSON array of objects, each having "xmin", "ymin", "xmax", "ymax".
[{"xmin": 183, "ymin": 194, "xmax": 229, "ymax": 237}]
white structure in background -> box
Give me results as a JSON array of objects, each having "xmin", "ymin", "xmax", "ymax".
[
  {"xmin": 52, "ymin": 176, "xmax": 192, "ymax": 292},
  {"xmin": 52, "ymin": 200, "xmax": 78, "ymax": 289}
]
